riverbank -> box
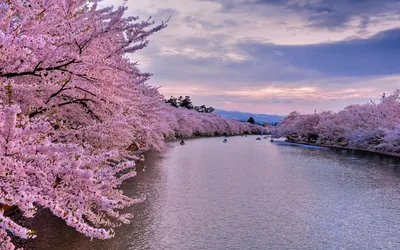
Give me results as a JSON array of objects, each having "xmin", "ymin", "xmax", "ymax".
[
  {"xmin": 283, "ymin": 139, "xmax": 400, "ymax": 158},
  {"xmin": 165, "ymin": 132, "xmax": 270, "ymax": 142}
]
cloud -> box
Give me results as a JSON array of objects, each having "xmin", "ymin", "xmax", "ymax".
[
  {"xmin": 184, "ymin": 16, "xmax": 240, "ymax": 30},
  {"xmin": 203, "ymin": 0, "xmax": 400, "ymax": 30},
  {"xmin": 101, "ymin": 0, "xmax": 400, "ymax": 115},
  {"xmin": 238, "ymin": 28, "xmax": 400, "ymax": 78},
  {"xmin": 141, "ymin": 27, "xmax": 400, "ymax": 91},
  {"xmin": 159, "ymin": 75, "xmax": 400, "ymax": 115}
]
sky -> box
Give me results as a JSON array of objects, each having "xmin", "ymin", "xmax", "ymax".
[{"xmin": 103, "ymin": 0, "xmax": 400, "ymax": 115}]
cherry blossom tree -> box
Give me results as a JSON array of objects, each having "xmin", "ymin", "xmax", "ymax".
[
  {"xmin": 0, "ymin": 104, "xmax": 145, "ymax": 250},
  {"xmin": 0, "ymin": 0, "xmax": 166, "ymax": 248},
  {"xmin": 0, "ymin": 0, "xmax": 168, "ymax": 151},
  {"xmin": 274, "ymin": 90, "xmax": 400, "ymax": 154}
]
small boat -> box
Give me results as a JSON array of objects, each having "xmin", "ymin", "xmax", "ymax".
[
  {"xmin": 223, "ymin": 139, "xmax": 228, "ymax": 143},
  {"xmin": 263, "ymin": 136, "xmax": 268, "ymax": 139},
  {"xmin": 180, "ymin": 140, "xmax": 185, "ymax": 145},
  {"xmin": 270, "ymin": 139, "xmax": 274, "ymax": 143},
  {"xmin": 256, "ymin": 137, "xmax": 261, "ymax": 140}
]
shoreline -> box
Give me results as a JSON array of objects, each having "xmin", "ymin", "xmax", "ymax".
[
  {"xmin": 166, "ymin": 133, "xmax": 269, "ymax": 142},
  {"xmin": 131, "ymin": 134, "xmax": 268, "ymax": 154},
  {"xmin": 283, "ymin": 140, "xmax": 400, "ymax": 158}
]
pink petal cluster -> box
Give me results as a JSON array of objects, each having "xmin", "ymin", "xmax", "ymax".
[
  {"xmin": 273, "ymin": 91, "xmax": 400, "ymax": 153},
  {"xmin": 0, "ymin": 104, "xmax": 144, "ymax": 249},
  {"xmin": 0, "ymin": 1, "xmax": 269, "ymax": 248}
]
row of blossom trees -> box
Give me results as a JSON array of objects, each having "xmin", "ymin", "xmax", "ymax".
[
  {"xmin": 0, "ymin": 1, "xmax": 269, "ymax": 248},
  {"xmin": 273, "ymin": 91, "xmax": 400, "ymax": 154},
  {"xmin": 162, "ymin": 105, "xmax": 270, "ymax": 139}
]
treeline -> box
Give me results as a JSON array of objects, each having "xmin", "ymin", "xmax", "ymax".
[
  {"xmin": 161, "ymin": 105, "xmax": 271, "ymax": 141},
  {"xmin": 273, "ymin": 90, "xmax": 400, "ymax": 154},
  {"xmin": 165, "ymin": 95, "xmax": 215, "ymax": 113}
]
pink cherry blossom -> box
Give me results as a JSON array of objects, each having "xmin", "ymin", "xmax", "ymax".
[{"xmin": 273, "ymin": 90, "xmax": 400, "ymax": 153}]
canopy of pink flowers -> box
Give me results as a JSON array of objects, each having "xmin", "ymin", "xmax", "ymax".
[{"xmin": 273, "ymin": 91, "xmax": 400, "ymax": 153}]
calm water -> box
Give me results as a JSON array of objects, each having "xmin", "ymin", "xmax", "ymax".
[{"xmin": 19, "ymin": 135, "xmax": 400, "ymax": 249}]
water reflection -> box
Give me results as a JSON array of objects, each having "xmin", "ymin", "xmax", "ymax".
[{"xmin": 20, "ymin": 136, "xmax": 400, "ymax": 249}]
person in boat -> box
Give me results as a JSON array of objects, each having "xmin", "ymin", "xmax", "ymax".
[
  {"xmin": 270, "ymin": 139, "xmax": 274, "ymax": 142},
  {"xmin": 180, "ymin": 140, "xmax": 185, "ymax": 145},
  {"xmin": 223, "ymin": 139, "xmax": 228, "ymax": 143}
]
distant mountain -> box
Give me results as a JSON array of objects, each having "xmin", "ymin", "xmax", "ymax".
[{"xmin": 215, "ymin": 109, "xmax": 284, "ymax": 124}]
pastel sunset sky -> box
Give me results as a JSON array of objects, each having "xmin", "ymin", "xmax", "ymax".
[{"xmin": 103, "ymin": 0, "xmax": 400, "ymax": 115}]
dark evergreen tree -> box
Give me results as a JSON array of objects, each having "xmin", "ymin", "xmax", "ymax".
[
  {"xmin": 247, "ymin": 117, "xmax": 255, "ymax": 124},
  {"xmin": 165, "ymin": 96, "xmax": 179, "ymax": 107},
  {"xmin": 165, "ymin": 96, "xmax": 215, "ymax": 113},
  {"xmin": 180, "ymin": 96, "xmax": 194, "ymax": 110}
]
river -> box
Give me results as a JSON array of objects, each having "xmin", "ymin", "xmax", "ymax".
[{"xmin": 19, "ymin": 135, "xmax": 400, "ymax": 249}]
